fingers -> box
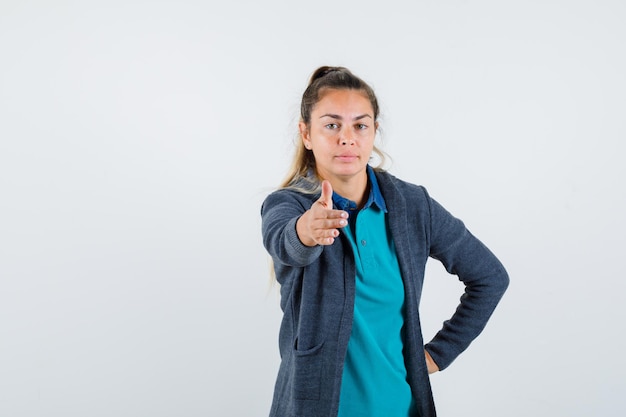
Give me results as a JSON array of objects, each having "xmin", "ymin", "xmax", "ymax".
[
  {"xmin": 296, "ymin": 181, "xmax": 349, "ymax": 247},
  {"xmin": 305, "ymin": 207, "xmax": 347, "ymax": 246},
  {"xmin": 297, "ymin": 208, "xmax": 347, "ymax": 247},
  {"xmin": 316, "ymin": 215, "xmax": 348, "ymax": 243},
  {"xmin": 319, "ymin": 180, "xmax": 333, "ymax": 208},
  {"xmin": 311, "ymin": 206, "xmax": 348, "ymax": 246}
]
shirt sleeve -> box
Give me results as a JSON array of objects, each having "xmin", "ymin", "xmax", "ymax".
[{"xmin": 423, "ymin": 194, "xmax": 509, "ymax": 370}]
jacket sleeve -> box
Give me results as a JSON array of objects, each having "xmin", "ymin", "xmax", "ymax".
[
  {"xmin": 423, "ymin": 193, "xmax": 509, "ymax": 370},
  {"xmin": 261, "ymin": 191, "xmax": 323, "ymax": 268}
]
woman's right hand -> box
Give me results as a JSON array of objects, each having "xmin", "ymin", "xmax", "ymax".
[{"xmin": 296, "ymin": 180, "xmax": 348, "ymax": 247}]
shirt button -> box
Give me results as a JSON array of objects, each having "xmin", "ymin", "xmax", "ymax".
[{"xmin": 361, "ymin": 240, "xmax": 366, "ymax": 246}]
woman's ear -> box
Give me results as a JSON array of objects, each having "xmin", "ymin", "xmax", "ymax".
[{"xmin": 299, "ymin": 121, "xmax": 311, "ymax": 149}]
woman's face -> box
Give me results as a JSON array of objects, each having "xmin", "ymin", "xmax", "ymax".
[{"xmin": 300, "ymin": 88, "xmax": 377, "ymax": 186}]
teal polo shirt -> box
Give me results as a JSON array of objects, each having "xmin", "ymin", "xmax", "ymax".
[{"xmin": 334, "ymin": 166, "xmax": 416, "ymax": 417}]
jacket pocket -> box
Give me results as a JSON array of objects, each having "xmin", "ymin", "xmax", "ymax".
[{"xmin": 292, "ymin": 339, "xmax": 325, "ymax": 401}]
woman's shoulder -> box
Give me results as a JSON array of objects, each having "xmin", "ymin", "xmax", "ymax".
[
  {"xmin": 261, "ymin": 185, "xmax": 319, "ymax": 214},
  {"xmin": 375, "ymin": 170, "xmax": 430, "ymax": 200}
]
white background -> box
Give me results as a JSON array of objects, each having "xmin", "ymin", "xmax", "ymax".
[{"xmin": 1, "ymin": 1, "xmax": 624, "ymax": 416}]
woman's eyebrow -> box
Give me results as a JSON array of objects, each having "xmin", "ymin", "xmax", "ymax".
[{"xmin": 319, "ymin": 113, "xmax": 373, "ymax": 120}]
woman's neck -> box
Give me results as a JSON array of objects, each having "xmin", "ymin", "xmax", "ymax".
[{"xmin": 328, "ymin": 171, "xmax": 369, "ymax": 208}]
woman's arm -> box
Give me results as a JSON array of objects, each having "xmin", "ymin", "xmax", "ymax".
[
  {"xmin": 424, "ymin": 196, "xmax": 509, "ymax": 371},
  {"xmin": 261, "ymin": 182, "xmax": 348, "ymax": 267},
  {"xmin": 261, "ymin": 191, "xmax": 322, "ymax": 268}
]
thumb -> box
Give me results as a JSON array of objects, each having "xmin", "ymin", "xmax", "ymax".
[{"xmin": 319, "ymin": 180, "xmax": 334, "ymax": 208}]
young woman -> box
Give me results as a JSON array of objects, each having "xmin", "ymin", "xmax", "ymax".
[{"xmin": 260, "ymin": 66, "xmax": 509, "ymax": 417}]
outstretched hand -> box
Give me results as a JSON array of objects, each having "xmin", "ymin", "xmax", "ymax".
[{"xmin": 296, "ymin": 180, "xmax": 348, "ymax": 247}]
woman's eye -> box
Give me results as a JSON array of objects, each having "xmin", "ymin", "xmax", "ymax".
[
  {"xmin": 325, "ymin": 123, "xmax": 339, "ymax": 129},
  {"xmin": 356, "ymin": 123, "xmax": 368, "ymax": 130}
]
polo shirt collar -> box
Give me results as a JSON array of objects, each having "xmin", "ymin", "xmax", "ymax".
[{"xmin": 332, "ymin": 165, "xmax": 388, "ymax": 213}]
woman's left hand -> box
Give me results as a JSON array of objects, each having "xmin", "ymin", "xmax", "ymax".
[{"xmin": 425, "ymin": 350, "xmax": 440, "ymax": 374}]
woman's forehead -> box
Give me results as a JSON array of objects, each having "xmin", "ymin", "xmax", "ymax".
[{"xmin": 313, "ymin": 89, "xmax": 373, "ymax": 115}]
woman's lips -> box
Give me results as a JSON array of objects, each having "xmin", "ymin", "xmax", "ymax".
[{"xmin": 335, "ymin": 154, "xmax": 358, "ymax": 162}]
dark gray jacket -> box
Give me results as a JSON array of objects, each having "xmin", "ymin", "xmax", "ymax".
[{"xmin": 261, "ymin": 170, "xmax": 509, "ymax": 417}]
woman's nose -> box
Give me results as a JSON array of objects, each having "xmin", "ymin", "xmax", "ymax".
[{"xmin": 339, "ymin": 129, "xmax": 354, "ymax": 145}]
